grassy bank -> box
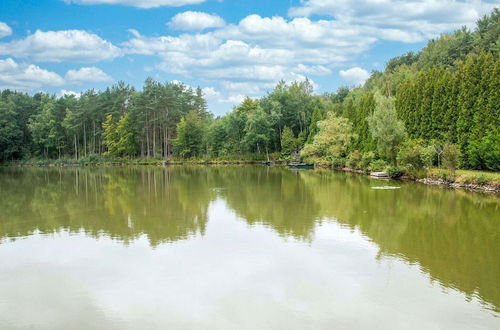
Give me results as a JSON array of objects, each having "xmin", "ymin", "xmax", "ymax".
[
  {"xmin": 424, "ymin": 168, "xmax": 500, "ymax": 191},
  {"xmin": 1, "ymin": 153, "xmax": 280, "ymax": 167}
]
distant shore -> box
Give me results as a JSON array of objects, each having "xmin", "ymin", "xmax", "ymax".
[{"xmin": 4, "ymin": 159, "xmax": 499, "ymax": 194}]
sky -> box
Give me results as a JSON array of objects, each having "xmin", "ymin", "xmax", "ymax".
[{"xmin": 0, "ymin": 0, "xmax": 497, "ymax": 115}]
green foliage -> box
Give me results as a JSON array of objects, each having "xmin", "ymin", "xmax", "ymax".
[
  {"xmin": 103, "ymin": 114, "xmax": 136, "ymax": 157},
  {"xmin": 397, "ymin": 139, "xmax": 436, "ymax": 174},
  {"xmin": 241, "ymin": 102, "xmax": 272, "ymax": 154},
  {"xmin": 360, "ymin": 151, "xmax": 376, "ymax": 170},
  {"xmin": 385, "ymin": 51, "xmax": 420, "ymax": 72},
  {"xmin": 28, "ymin": 97, "xmax": 65, "ymax": 158},
  {"xmin": 102, "ymin": 114, "xmax": 118, "ymax": 156},
  {"xmin": 306, "ymin": 107, "xmax": 323, "ymax": 143},
  {"xmin": 301, "ymin": 112, "xmax": 355, "ymax": 160},
  {"xmin": 385, "ymin": 166, "xmax": 404, "ymax": 178},
  {"xmin": 115, "ymin": 114, "xmax": 136, "ymax": 157},
  {"xmin": 442, "ymin": 143, "xmax": 461, "ymax": 174},
  {"xmin": 173, "ymin": 111, "xmax": 205, "ymax": 158},
  {"xmin": 421, "ymin": 145, "xmax": 436, "ymax": 168},
  {"xmin": 475, "ymin": 8, "xmax": 500, "ymax": 54},
  {"xmin": 331, "ymin": 157, "xmax": 346, "ymax": 169},
  {"xmin": 346, "ymin": 150, "xmax": 362, "ymax": 169},
  {"xmin": 280, "ymin": 126, "xmax": 297, "ymax": 158},
  {"xmin": 368, "ymin": 94, "xmax": 406, "ymax": 165},
  {"xmin": 369, "ymin": 159, "xmax": 388, "ymax": 172},
  {"xmin": 0, "ymin": 97, "xmax": 22, "ymax": 161}
]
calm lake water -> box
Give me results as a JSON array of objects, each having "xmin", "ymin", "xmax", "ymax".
[{"xmin": 0, "ymin": 166, "xmax": 498, "ymax": 329}]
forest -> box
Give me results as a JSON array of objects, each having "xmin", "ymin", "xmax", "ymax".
[{"xmin": 0, "ymin": 9, "xmax": 498, "ymax": 173}]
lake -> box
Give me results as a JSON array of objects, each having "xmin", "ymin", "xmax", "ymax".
[{"xmin": 0, "ymin": 166, "xmax": 498, "ymax": 329}]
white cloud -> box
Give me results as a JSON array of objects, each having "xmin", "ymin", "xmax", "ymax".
[
  {"xmin": 123, "ymin": 15, "xmax": 374, "ymax": 82},
  {"xmin": 201, "ymin": 86, "xmax": 220, "ymax": 99},
  {"xmin": 220, "ymin": 81, "xmax": 264, "ymax": 95},
  {"xmin": 65, "ymin": 67, "xmax": 113, "ymax": 83},
  {"xmin": 0, "ymin": 30, "xmax": 121, "ymax": 63},
  {"xmin": 121, "ymin": 2, "xmax": 495, "ymax": 112},
  {"xmin": 0, "ymin": 59, "xmax": 114, "ymax": 91},
  {"xmin": 168, "ymin": 11, "xmax": 225, "ymax": 31},
  {"xmin": 62, "ymin": 0, "xmax": 206, "ymax": 8},
  {"xmin": 219, "ymin": 94, "xmax": 246, "ymax": 104},
  {"xmin": 58, "ymin": 89, "xmax": 81, "ymax": 98},
  {"xmin": 289, "ymin": 0, "xmax": 498, "ymax": 42},
  {"xmin": 294, "ymin": 64, "xmax": 331, "ymax": 76},
  {"xmin": 0, "ymin": 22, "xmax": 12, "ymax": 38},
  {"xmin": 339, "ymin": 67, "xmax": 370, "ymax": 86},
  {"xmin": 0, "ymin": 58, "xmax": 65, "ymax": 90}
]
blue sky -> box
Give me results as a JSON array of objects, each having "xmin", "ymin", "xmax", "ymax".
[{"xmin": 0, "ymin": 0, "xmax": 497, "ymax": 114}]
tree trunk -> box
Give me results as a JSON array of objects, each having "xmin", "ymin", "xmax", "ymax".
[
  {"xmin": 74, "ymin": 134, "xmax": 77, "ymax": 160},
  {"xmin": 146, "ymin": 122, "xmax": 150, "ymax": 158},
  {"xmin": 93, "ymin": 121, "xmax": 96, "ymax": 154},
  {"xmin": 153, "ymin": 120, "xmax": 156, "ymax": 158},
  {"xmin": 164, "ymin": 126, "xmax": 168, "ymax": 159},
  {"xmin": 83, "ymin": 122, "xmax": 87, "ymax": 157}
]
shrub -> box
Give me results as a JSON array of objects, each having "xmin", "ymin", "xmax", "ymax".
[
  {"xmin": 442, "ymin": 143, "xmax": 460, "ymax": 174},
  {"xmin": 331, "ymin": 157, "xmax": 346, "ymax": 168},
  {"xmin": 421, "ymin": 145, "xmax": 436, "ymax": 167},
  {"xmin": 346, "ymin": 150, "xmax": 362, "ymax": 169},
  {"xmin": 398, "ymin": 140, "xmax": 425, "ymax": 172},
  {"xmin": 369, "ymin": 159, "xmax": 387, "ymax": 172},
  {"xmin": 428, "ymin": 168, "xmax": 456, "ymax": 182},
  {"xmin": 386, "ymin": 166, "xmax": 404, "ymax": 178},
  {"xmin": 360, "ymin": 151, "xmax": 375, "ymax": 170}
]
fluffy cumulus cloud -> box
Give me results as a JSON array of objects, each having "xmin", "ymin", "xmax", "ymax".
[
  {"xmin": 0, "ymin": 30, "xmax": 121, "ymax": 62},
  {"xmin": 0, "ymin": 22, "xmax": 12, "ymax": 38},
  {"xmin": 168, "ymin": 11, "xmax": 226, "ymax": 31},
  {"xmin": 123, "ymin": 15, "xmax": 377, "ymax": 82},
  {"xmin": 0, "ymin": 58, "xmax": 113, "ymax": 91},
  {"xmin": 123, "ymin": 14, "xmax": 378, "ymax": 106},
  {"xmin": 62, "ymin": 0, "xmax": 205, "ymax": 8},
  {"xmin": 289, "ymin": 0, "xmax": 498, "ymax": 42},
  {"xmin": 65, "ymin": 67, "xmax": 113, "ymax": 83},
  {"xmin": 339, "ymin": 67, "xmax": 371, "ymax": 86},
  {"xmin": 0, "ymin": 58, "xmax": 65, "ymax": 90}
]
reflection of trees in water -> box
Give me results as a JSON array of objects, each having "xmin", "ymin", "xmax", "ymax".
[
  {"xmin": 0, "ymin": 166, "xmax": 498, "ymax": 312},
  {"xmin": 0, "ymin": 166, "xmax": 214, "ymax": 246},
  {"xmin": 301, "ymin": 169, "xmax": 500, "ymax": 313},
  {"xmin": 219, "ymin": 166, "xmax": 320, "ymax": 241}
]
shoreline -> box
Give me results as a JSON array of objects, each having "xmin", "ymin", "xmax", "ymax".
[
  {"xmin": 328, "ymin": 165, "xmax": 500, "ymax": 194},
  {"xmin": 4, "ymin": 161, "xmax": 499, "ymax": 194}
]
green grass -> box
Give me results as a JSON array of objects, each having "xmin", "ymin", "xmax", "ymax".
[
  {"xmin": 428, "ymin": 168, "xmax": 500, "ymax": 188},
  {"xmin": 454, "ymin": 169, "xmax": 500, "ymax": 180}
]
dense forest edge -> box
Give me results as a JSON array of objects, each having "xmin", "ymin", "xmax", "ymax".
[{"xmin": 0, "ymin": 9, "xmax": 499, "ymax": 189}]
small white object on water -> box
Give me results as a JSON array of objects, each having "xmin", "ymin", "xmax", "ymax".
[
  {"xmin": 371, "ymin": 186, "xmax": 401, "ymax": 190},
  {"xmin": 370, "ymin": 172, "xmax": 389, "ymax": 178}
]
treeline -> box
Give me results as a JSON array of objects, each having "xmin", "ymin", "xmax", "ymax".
[
  {"xmin": 0, "ymin": 78, "xmax": 208, "ymax": 161},
  {"xmin": 202, "ymin": 8, "xmax": 499, "ymax": 171},
  {"xmin": 0, "ymin": 9, "xmax": 498, "ymax": 172}
]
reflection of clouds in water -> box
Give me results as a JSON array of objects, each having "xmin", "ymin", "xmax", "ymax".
[
  {"xmin": 0, "ymin": 166, "xmax": 499, "ymax": 327},
  {"xmin": 0, "ymin": 199, "xmax": 497, "ymax": 329}
]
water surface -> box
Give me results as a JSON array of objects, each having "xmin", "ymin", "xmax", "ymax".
[{"xmin": 0, "ymin": 166, "xmax": 498, "ymax": 329}]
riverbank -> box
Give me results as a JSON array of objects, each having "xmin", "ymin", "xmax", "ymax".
[
  {"xmin": 337, "ymin": 166, "xmax": 500, "ymax": 193},
  {"xmin": 3, "ymin": 159, "xmax": 499, "ymax": 193}
]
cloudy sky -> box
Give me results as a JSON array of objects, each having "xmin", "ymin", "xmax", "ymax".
[{"xmin": 0, "ymin": 0, "xmax": 497, "ymax": 114}]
